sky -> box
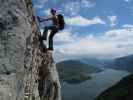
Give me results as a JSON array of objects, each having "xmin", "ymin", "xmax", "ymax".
[{"xmin": 32, "ymin": 0, "xmax": 133, "ymax": 62}]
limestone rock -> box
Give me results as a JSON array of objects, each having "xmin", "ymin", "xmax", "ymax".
[{"xmin": 0, "ymin": 0, "xmax": 61, "ymax": 100}]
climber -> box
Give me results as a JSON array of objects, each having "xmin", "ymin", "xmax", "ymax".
[{"xmin": 38, "ymin": 8, "xmax": 65, "ymax": 51}]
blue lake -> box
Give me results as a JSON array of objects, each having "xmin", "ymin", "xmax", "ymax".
[{"xmin": 61, "ymin": 69, "xmax": 129, "ymax": 100}]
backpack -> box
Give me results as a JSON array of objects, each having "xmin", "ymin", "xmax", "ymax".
[{"xmin": 58, "ymin": 14, "xmax": 65, "ymax": 30}]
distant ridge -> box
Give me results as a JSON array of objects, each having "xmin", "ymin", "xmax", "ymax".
[{"xmin": 95, "ymin": 74, "xmax": 133, "ymax": 100}]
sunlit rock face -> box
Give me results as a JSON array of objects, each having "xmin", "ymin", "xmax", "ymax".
[
  {"xmin": 0, "ymin": 0, "xmax": 61, "ymax": 100},
  {"xmin": 0, "ymin": 0, "xmax": 31, "ymax": 100}
]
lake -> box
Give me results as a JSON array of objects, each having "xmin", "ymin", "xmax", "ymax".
[{"xmin": 61, "ymin": 69, "xmax": 129, "ymax": 100}]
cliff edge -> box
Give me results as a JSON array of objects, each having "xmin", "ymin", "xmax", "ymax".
[{"xmin": 0, "ymin": 0, "xmax": 61, "ymax": 100}]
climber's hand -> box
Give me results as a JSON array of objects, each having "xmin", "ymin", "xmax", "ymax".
[{"xmin": 37, "ymin": 16, "xmax": 41, "ymax": 22}]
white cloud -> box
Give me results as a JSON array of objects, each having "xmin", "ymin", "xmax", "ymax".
[
  {"xmin": 124, "ymin": 0, "xmax": 132, "ymax": 2},
  {"xmin": 33, "ymin": 0, "xmax": 48, "ymax": 10},
  {"xmin": 66, "ymin": 16, "xmax": 105, "ymax": 26},
  {"xmin": 54, "ymin": 28, "xmax": 133, "ymax": 62},
  {"xmin": 108, "ymin": 16, "xmax": 117, "ymax": 27},
  {"xmin": 63, "ymin": 0, "xmax": 96, "ymax": 16},
  {"xmin": 34, "ymin": 5, "xmax": 44, "ymax": 9},
  {"xmin": 123, "ymin": 24, "xmax": 133, "ymax": 28},
  {"xmin": 44, "ymin": 9, "xmax": 50, "ymax": 15},
  {"xmin": 54, "ymin": 30, "xmax": 75, "ymax": 44},
  {"xmin": 81, "ymin": 0, "xmax": 96, "ymax": 8},
  {"xmin": 37, "ymin": 0, "xmax": 48, "ymax": 4},
  {"xmin": 63, "ymin": 2, "xmax": 80, "ymax": 16},
  {"xmin": 124, "ymin": 0, "xmax": 129, "ymax": 2}
]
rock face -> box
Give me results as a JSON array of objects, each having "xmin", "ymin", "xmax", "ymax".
[{"xmin": 0, "ymin": 0, "xmax": 61, "ymax": 100}]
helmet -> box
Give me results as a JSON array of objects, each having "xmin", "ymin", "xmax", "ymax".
[{"xmin": 50, "ymin": 8, "xmax": 56, "ymax": 13}]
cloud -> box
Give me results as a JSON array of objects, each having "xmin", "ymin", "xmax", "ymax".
[
  {"xmin": 108, "ymin": 16, "xmax": 117, "ymax": 27},
  {"xmin": 33, "ymin": 5, "xmax": 44, "ymax": 9},
  {"xmin": 54, "ymin": 28, "xmax": 133, "ymax": 62},
  {"xmin": 63, "ymin": 2, "xmax": 80, "ymax": 16},
  {"xmin": 37, "ymin": 0, "xmax": 48, "ymax": 4},
  {"xmin": 33, "ymin": 0, "xmax": 96, "ymax": 16},
  {"xmin": 81, "ymin": 0, "xmax": 96, "ymax": 8},
  {"xmin": 63, "ymin": 0, "xmax": 96, "ymax": 16},
  {"xmin": 123, "ymin": 24, "xmax": 133, "ymax": 28},
  {"xmin": 33, "ymin": 0, "xmax": 48, "ymax": 10},
  {"xmin": 43, "ymin": 9, "xmax": 50, "ymax": 15},
  {"xmin": 66, "ymin": 16, "xmax": 106, "ymax": 26},
  {"xmin": 54, "ymin": 30, "xmax": 75, "ymax": 44},
  {"xmin": 124, "ymin": 0, "xmax": 132, "ymax": 2}
]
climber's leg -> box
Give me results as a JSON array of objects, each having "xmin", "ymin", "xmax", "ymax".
[
  {"xmin": 42, "ymin": 26, "xmax": 56, "ymax": 40},
  {"xmin": 39, "ymin": 26, "xmax": 49, "ymax": 45},
  {"xmin": 48, "ymin": 32, "xmax": 54, "ymax": 50},
  {"xmin": 42, "ymin": 26, "xmax": 49, "ymax": 40},
  {"xmin": 48, "ymin": 26, "xmax": 58, "ymax": 50},
  {"xmin": 39, "ymin": 26, "xmax": 53, "ymax": 51}
]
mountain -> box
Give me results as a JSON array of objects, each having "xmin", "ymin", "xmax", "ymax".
[
  {"xmin": 95, "ymin": 74, "xmax": 133, "ymax": 100},
  {"xmin": 113, "ymin": 55, "xmax": 133, "ymax": 72},
  {"xmin": 100, "ymin": 55, "xmax": 133, "ymax": 73},
  {"xmin": 56, "ymin": 60, "xmax": 102, "ymax": 84},
  {"xmin": 80, "ymin": 58, "xmax": 114, "ymax": 68},
  {"xmin": 80, "ymin": 58, "xmax": 104, "ymax": 67}
]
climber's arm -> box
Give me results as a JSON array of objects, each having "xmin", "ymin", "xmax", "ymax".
[{"xmin": 38, "ymin": 16, "xmax": 53, "ymax": 22}]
